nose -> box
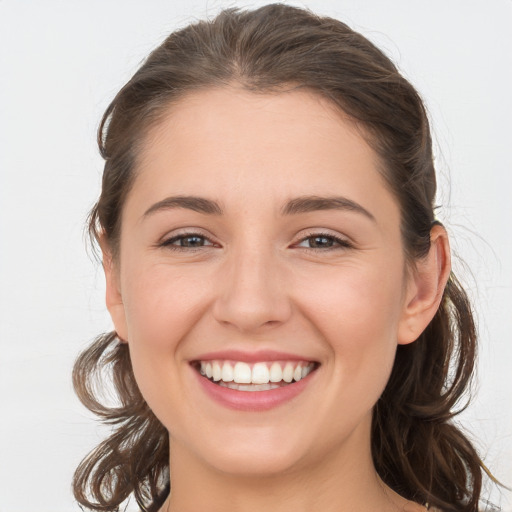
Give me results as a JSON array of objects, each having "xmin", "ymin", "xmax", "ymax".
[{"xmin": 212, "ymin": 245, "xmax": 292, "ymax": 333}]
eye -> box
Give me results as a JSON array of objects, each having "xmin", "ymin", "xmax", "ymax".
[
  {"xmin": 161, "ymin": 232, "xmax": 216, "ymax": 251},
  {"xmin": 296, "ymin": 232, "xmax": 352, "ymax": 251}
]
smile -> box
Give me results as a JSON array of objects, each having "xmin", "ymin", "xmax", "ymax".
[
  {"xmin": 191, "ymin": 359, "xmax": 320, "ymax": 411},
  {"xmin": 197, "ymin": 360, "xmax": 317, "ymax": 391},
  {"xmin": 191, "ymin": 352, "xmax": 320, "ymax": 411}
]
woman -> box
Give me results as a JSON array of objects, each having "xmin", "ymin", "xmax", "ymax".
[{"xmin": 72, "ymin": 4, "xmax": 499, "ymax": 511}]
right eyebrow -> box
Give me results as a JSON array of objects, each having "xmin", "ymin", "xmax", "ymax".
[{"xmin": 143, "ymin": 196, "xmax": 223, "ymax": 218}]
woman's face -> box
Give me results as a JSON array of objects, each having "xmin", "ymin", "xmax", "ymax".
[{"xmin": 105, "ymin": 87, "xmax": 423, "ymax": 476}]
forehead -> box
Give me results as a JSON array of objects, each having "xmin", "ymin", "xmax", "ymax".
[{"xmin": 129, "ymin": 86, "xmax": 399, "ymax": 223}]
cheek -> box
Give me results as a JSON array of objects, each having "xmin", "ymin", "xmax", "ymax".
[
  {"xmin": 121, "ymin": 263, "xmax": 210, "ymax": 349},
  {"xmin": 300, "ymin": 262, "xmax": 404, "ymax": 340},
  {"xmin": 118, "ymin": 263, "xmax": 213, "ymax": 407},
  {"xmin": 117, "ymin": 265, "xmax": 218, "ymax": 433},
  {"xmin": 121, "ymin": 254, "xmax": 405, "ymax": 367},
  {"xmin": 295, "ymin": 262, "xmax": 404, "ymax": 392}
]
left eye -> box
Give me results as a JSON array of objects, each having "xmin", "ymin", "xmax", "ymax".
[
  {"xmin": 162, "ymin": 233, "xmax": 214, "ymax": 249},
  {"xmin": 296, "ymin": 234, "xmax": 351, "ymax": 250}
]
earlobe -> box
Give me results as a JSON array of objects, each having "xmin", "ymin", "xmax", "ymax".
[
  {"xmin": 99, "ymin": 235, "xmax": 129, "ymax": 343},
  {"xmin": 397, "ymin": 224, "xmax": 451, "ymax": 345}
]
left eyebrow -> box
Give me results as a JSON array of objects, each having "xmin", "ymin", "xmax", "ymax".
[{"xmin": 281, "ymin": 195, "xmax": 376, "ymax": 222}]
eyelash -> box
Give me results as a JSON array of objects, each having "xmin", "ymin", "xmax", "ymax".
[
  {"xmin": 296, "ymin": 232, "xmax": 353, "ymax": 252},
  {"xmin": 160, "ymin": 231, "xmax": 353, "ymax": 253}
]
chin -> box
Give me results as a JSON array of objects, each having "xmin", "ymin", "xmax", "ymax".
[
  {"xmin": 181, "ymin": 424, "xmax": 314, "ymax": 477},
  {"xmin": 204, "ymin": 445, "xmax": 306, "ymax": 477}
]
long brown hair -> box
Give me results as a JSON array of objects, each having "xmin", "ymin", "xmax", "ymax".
[{"xmin": 74, "ymin": 4, "xmax": 495, "ymax": 511}]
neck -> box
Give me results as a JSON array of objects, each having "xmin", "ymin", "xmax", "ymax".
[{"xmin": 161, "ymin": 417, "xmax": 421, "ymax": 512}]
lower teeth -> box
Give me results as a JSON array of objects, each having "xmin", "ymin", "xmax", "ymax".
[{"xmin": 217, "ymin": 381, "xmax": 285, "ymax": 391}]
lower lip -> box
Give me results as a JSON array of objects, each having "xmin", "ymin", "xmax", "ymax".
[{"xmin": 193, "ymin": 367, "xmax": 317, "ymax": 411}]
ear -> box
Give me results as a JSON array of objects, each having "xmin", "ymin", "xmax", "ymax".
[
  {"xmin": 397, "ymin": 224, "xmax": 451, "ymax": 345},
  {"xmin": 99, "ymin": 235, "xmax": 129, "ymax": 343}
]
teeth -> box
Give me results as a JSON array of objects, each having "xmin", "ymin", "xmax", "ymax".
[
  {"xmin": 233, "ymin": 362, "xmax": 252, "ymax": 384},
  {"xmin": 219, "ymin": 382, "xmax": 281, "ymax": 391},
  {"xmin": 251, "ymin": 362, "xmax": 270, "ymax": 384},
  {"xmin": 282, "ymin": 363, "xmax": 294, "ymax": 383},
  {"xmin": 269, "ymin": 362, "xmax": 283, "ymax": 382},
  {"xmin": 199, "ymin": 360, "xmax": 315, "ymax": 387},
  {"xmin": 221, "ymin": 362, "xmax": 234, "ymax": 382},
  {"xmin": 212, "ymin": 361, "xmax": 222, "ymax": 382}
]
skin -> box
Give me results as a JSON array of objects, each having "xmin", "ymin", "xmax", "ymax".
[{"xmin": 101, "ymin": 86, "xmax": 451, "ymax": 512}]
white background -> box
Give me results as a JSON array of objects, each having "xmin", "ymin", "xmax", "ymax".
[{"xmin": 1, "ymin": 1, "xmax": 511, "ymax": 511}]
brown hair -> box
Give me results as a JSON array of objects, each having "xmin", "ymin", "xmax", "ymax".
[{"xmin": 73, "ymin": 4, "xmax": 495, "ymax": 511}]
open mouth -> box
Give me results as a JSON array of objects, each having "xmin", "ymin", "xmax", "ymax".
[{"xmin": 192, "ymin": 360, "xmax": 319, "ymax": 392}]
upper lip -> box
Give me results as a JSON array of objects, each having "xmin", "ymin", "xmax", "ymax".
[{"xmin": 191, "ymin": 349, "xmax": 319, "ymax": 363}]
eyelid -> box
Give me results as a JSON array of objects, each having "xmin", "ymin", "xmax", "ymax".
[
  {"xmin": 158, "ymin": 228, "xmax": 353, "ymax": 252},
  {"xmin": 159, "ymin": 229, "xmax": 218, "ymax": 250},
  {"xmin": 293, "ymin": 229, "xmax": 354, "ymax": 251}
]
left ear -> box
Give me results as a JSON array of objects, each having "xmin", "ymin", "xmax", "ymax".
[{"xmin": 397, "ymin": 224, "xmax": 451, "ymax": 345}]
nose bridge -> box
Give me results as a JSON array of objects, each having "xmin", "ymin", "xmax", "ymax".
[{"xmin": 213, "ymin": 235, "xmax": 291, "ymax": 332}]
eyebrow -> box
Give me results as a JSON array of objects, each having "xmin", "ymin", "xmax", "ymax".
[
  {"xmin": 144, "ymin": 196, "xmax": 223, "ymax": 217},
  {"xmin": 143, "ymin": 194, "xmax": 375, "ymax": 221},
  {"xmin": 281, "ymin": 195, "xmax": 376, "ymax": 221}
]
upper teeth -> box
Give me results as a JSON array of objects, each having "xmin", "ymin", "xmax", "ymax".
[{"xmin": 199, "ymin": 360, "xmax": 315, "ymax": 384}]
